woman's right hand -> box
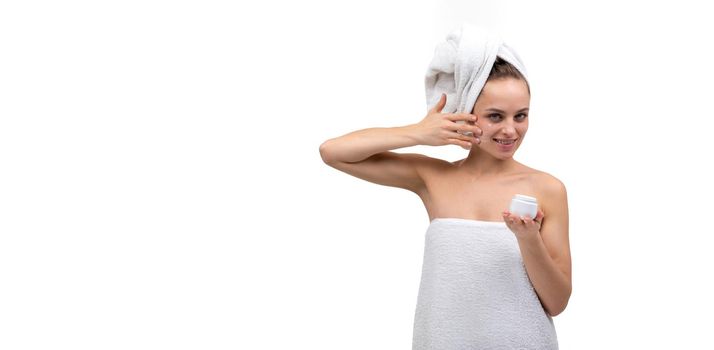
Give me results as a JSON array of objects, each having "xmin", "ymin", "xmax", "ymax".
[{"xmin": 410, "ymin": 93, "xmax": 483, "ymax": 150}]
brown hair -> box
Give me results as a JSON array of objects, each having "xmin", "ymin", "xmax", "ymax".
[{"xmin": 487, "ymin": 56, "xmax": 530, "ymax": 94}]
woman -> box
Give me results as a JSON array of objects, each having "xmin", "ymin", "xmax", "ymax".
[{"xmin": 319, "ymin": 27, "xmax": 571, "ymax": 349}]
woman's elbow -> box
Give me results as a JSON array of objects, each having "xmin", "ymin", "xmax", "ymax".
[
  {"xmin": 546, "ymin": 304, "xmax": 565, "ymax": 317},
  {"xmin": 319, "ymin": 140, "xmax": 336, "ymax": 164},
  {"xmin": 547, "ymin": 291, "xmax": 571, "ymax": 317}
]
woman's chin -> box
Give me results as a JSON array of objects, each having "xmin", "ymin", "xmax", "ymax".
[
  {"xmin": 494, "ymin": 148, "xmax": 518, "ymax": 159},
  {"xmin": 471, "ymin": 143, "xmax": 519, "ymax": 159}
]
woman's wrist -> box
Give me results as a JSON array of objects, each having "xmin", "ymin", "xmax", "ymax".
[{"xmin": 398, "ymin": 123, "xmax": 423, "ymax": 147}]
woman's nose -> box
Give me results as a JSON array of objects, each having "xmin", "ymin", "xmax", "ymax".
[{"xmin": 501, "ymin": 119, "xmax": 517, "ymax": 134}]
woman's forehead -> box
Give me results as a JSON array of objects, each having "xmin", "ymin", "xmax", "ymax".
[{"xmin": 476, "ymin": 80, "xmax": 530, "ymax": 109}]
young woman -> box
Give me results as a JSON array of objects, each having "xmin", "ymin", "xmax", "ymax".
[{"xmin": 320, "ymin": 57, "xmax": 571, "ymax": 349}]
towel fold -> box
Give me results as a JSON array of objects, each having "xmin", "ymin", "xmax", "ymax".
[{"xmin": 424, "ymin": 23, "xmax": 529, "ymax": 120}]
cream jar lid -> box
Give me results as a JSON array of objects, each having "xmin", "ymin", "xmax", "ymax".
[{"xmin": 513, "ymin": 194, "xmax": 537, "ymax": 203}]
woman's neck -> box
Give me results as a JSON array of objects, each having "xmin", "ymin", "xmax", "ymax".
[{"xmin": 456, "ymin": 148, "xmax": 521, "ymax": 177}]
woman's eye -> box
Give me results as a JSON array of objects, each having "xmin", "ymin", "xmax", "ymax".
[{"xmin": 488, "ymin": 113, "xmax": 527, "ymax": 120}]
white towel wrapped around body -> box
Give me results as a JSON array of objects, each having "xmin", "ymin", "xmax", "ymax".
[
  {"xmin": 424, "ymin": 23, "xmax": 529, "ymax": 135},
  {"xmin": 412, "ymin": 219, "xmax": 559, "ymax": 349}
]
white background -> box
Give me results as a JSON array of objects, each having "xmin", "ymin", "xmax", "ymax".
[{"xmin": 1, "ymin": 0, "xmax": 712, "ymax": 349}]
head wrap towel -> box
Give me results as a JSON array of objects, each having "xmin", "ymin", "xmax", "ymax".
[{"xmin": 424, "ymin": 23, "xmax": 529, "ymax": 116}]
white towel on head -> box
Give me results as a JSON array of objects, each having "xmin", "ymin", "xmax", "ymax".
[{"xmin": 424, "ymin": 23, "xmax": 529, "ymax": 120}]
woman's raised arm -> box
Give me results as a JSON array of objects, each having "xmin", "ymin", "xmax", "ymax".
[{"xmin": 319, "ymin": 94, "xmax": 482, "ymax": 193}]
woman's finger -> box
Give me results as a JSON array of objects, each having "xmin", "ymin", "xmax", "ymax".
[
  {"xmin": 443, "ymin": 120, "xmax": 474, "ymax": 132},
  {"xmin": 504, "ymin": 213, "xmax": 516, "ymax": 224},
  {"xmin": 442, "ymin": 130, "xmax": 475, "ymax": 143},
  {"xmin": 447, "ymin": 138, "xmax": 472, "ymax": 150},
  {"xmin": 455, "ymin": 133, "xmax": 475, "ymax": 142},
  {"xmin": 445, "ymin": 113, "xmax": 478, "ymax": 122},
  {"xmin": 444, "ymin": 122, "xmax": 482, "ymax": 138},
  {"xmin": 429, "ymin": 93, "xmax": 447, "ymax": 113}
]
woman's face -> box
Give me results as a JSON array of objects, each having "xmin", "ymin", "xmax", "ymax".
[{"xmin": 470, "ymin": 78, "xmax": 531, "ymax": 158}]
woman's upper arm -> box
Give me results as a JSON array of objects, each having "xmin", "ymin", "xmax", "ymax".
[
  {"xmin": 540, "ymin": 175, "xmax": 572, "ymax": 287},
  {"xmin": 323, "ymin": 151, "xmax": 428, "ymax": 194}
]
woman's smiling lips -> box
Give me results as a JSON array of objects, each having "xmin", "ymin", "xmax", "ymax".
[{"xmin": 493, "ymin": 138, "xmax": 517, "ymax": 151}]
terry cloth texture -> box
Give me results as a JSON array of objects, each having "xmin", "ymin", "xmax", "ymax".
[{"xmin": 412, "ymin": 218, "xmax": 558, "ymax": 350}]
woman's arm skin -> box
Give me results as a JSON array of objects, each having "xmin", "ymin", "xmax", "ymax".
[
  {"xmin": 319, "ymin": 125, "xmax": 423, "ymax": 164},
  {"xmin": 319, "ymin": 93, "xmax": 480, "ymax": 163},
  {"xmin": 319, "ymin": 94, "xmax": 481, "ymax": 192},
  {"xmin": 319, "ymin": 126, "xmax": 430, "ymax": 193},
  {"xmin": 515, "ymin": 176, "xmax": 572, "ymax": 317}
]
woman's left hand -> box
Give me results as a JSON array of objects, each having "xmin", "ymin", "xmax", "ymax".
[{"xmin": 502, "ymin": 209, "xmax": 545, "ymax": 241}]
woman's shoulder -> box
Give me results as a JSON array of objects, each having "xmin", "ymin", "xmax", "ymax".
[
  {"xmin": 524, "ymin": 167, "xmax": 567, "ymax": 204},
  {"xmin": 525, "ymin": 167, "xmax": 566, "ymax": 190}
]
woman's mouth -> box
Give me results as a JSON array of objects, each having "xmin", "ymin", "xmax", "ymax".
[
  {"xmin": 493, "ymin": 138, "xmax": 516, "ymax": 145},
  {"xmin": 493, "ymin": 138, "xmax": 517, "ymax": 150}
]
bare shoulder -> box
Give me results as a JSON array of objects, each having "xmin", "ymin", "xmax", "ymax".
[
  {"xmin": 528, "ymin": 169, "xmax": 568, "ymax": 220},
  {"xmin": 534, "ymin": 170, "xmax": 567, "ymax": 194},
  {"xmin": 404, "ymin": 154, "xmax": 457, "ymax": 194},
  {"xmin": 514, "ymin": 163, "xmax": 563, "ymax": 191}
]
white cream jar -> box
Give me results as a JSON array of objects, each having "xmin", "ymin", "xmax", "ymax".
[{"xmin": 509, "ymin": 194, "xmax": 538, "ymax": 219}]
